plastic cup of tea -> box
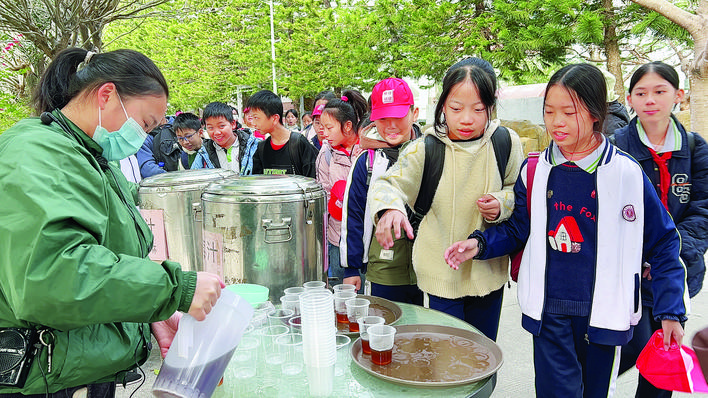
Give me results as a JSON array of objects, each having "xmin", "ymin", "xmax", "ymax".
[
  {"xmin": 276, "ymin": 332, "xmax": 304, "ymax": 376},
  {"xmin": 368, "ymin": 325, "xmax": 396, "ymax": 366},
  {"xmin": 357, "ymin": 316, "xmax": 385, "ymax": 355},
  {"xmin": 345, "ymin": 298, "xmax": 370, "ymax": 332},
  {"xmin": 303, "ymin": 280, "xmax": 326, "ymax": 290},
  {"xmin": 334, "ymin": 334, "xmax": 351, "ymax": 376},
  {"xmin": 333, "ymin": 283, "xmax": 357, "ymax": 293},
  {"xmin": 280, "ymin": 294, "xmax": 301, "ymax": 316},
  {"xmin": 334, "ymin": 291, "xmax": 357, "ymax": 324},
  {"xmin": 288, "ymin": 315, "xmax": 302, "ymax": 334},
  {"xmin": 259, "ymin": 325, "xmax": 289, "ymax": 365},
  {"xmin": 284, "ymin": 286, "xmax": 306, "ymax": 296},
  {"xmin": 268, "ymin": 308, "xmax": 295, "ymax": 328}
]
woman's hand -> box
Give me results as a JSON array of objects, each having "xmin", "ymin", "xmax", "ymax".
[
  {"xmin": 477, "ymin": 194, "xmax": 501, "ymax": 221},
  {"xmin": 444, "ymin": 239, "xmax": 479, "ymax": 270},
  {"xmin": 151, "ymin": 312, "xmax": 182, "ymax": 358},
  {"xmin": 375, "ymin": 209, "xmax": 414, "ymax": 249},
  {"xmin": 188, "ymin": 272, "xmax": 224, "ymax": 321}
]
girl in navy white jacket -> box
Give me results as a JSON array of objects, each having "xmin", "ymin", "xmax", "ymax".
[
  {"xmin": 612, "ymin": 61, "xmax": 708, "ymax": 398},
  {"xmin": 445, "ymin": 64, "xmax": 687, "ymax": 398}
]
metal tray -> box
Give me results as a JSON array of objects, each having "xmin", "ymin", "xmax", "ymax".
[
  {"xmin": 336, "ymin": 295, "xmax": 402, "ymax": 335},
  {"xmin": 350, "ymin": 324, "xmax": 503, "ymax": 387}
]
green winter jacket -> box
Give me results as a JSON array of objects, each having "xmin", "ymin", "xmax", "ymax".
[{"xmin": 0, "ymin": 110, "xmax": 197, "ymax": 394}]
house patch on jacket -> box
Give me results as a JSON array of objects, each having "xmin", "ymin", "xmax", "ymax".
[{"xmin": 548, "ymin": 216, "xmax": 583, "ymax": 253}]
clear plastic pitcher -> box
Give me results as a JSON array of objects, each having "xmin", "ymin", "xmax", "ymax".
[{"xmin": 152, "ymin": 289, "xmax": 254, "ymax": 398}]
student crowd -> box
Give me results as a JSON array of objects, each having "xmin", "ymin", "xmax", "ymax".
[{"xmin": 0, "ymin": 46, "xmax": 705, "ymax": 398}]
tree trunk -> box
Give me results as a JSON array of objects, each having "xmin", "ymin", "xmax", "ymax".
[
  {"xmin": 603, "ymin": 0, "xmax": 624, "ymax": 104},
  {"xmin": 628, "ymin": 0, "xmax": 708, "ymax": 138},
  {"xmin": 690, "ymin": 35, "xmax": 708, "ymax": 139}
]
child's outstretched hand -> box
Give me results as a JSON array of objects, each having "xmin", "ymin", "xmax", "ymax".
[
  {"xmin": 661, "ymin": 319, "xmax": 684, "ymax": 350},
  {"xmin": 477, "ymin": 194, "xmax": 500, "ymax": 221},
  {"xmin": 444, "ymin": 239, "xmax": 479, "ymax": 270},
  {"xmin": 375, "ymin": 209, "xmax": 414, "ymax": 249}
]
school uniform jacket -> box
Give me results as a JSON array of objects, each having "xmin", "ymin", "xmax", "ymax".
[
  {"xmin": 613, "ymin": 116, "xmax": 708, "ymax": 298},
  {"xmin": 478, "ymin": 142, "xmax": 688, "ymax": 346}
]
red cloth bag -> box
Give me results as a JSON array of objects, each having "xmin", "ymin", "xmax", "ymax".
[{"xmin": 636, "ymin": 330, "xmax": 708, "ymax": 393}]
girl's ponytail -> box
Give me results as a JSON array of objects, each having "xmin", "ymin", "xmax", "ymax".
[
  {"xmin": 323, "ymin": 89, "xmax": 368, "ymax": 135},
  {"xmin": 32, "ymin": 48, "xmax": 87, "ymax": 114}
]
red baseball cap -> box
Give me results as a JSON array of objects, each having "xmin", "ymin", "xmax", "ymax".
[
  {"xmin": 370, "ymin": 78, "xmax": 414, "ymax": 121},
  {"xmin": 312, "ymin": 104, "xmax": 325, "ymax": 117},
  {"xmin": 328, "ymin": 180, "xmax": 347, "ymax": 221}
]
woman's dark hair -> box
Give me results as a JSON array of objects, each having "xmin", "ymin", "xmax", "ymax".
[
  {"xmin": 322, "ymin": 90, "xmax": 368, "ymax": 136},
  {"xmin": 434, "ymin": 57, "xmax": 497, "ymax": 136},
  {"xmin": 628, "ymin": 61, "xmax": 680, "ymax": 93},
  {"xmin": 33, "ymin": 47, "xmax": 169, "ymax": 114},
  {"xmin": 544, "ymin": 64, "xmax": 607, "ymax": 134},
  {"xmin": 285, "ymin": 108, "xmax": 299, "ymax": 119}
]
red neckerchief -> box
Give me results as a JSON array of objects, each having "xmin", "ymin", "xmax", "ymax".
[
  {"xmin": 647, "ymin": 147, "xmax": 672, "ymax": 210},
  {"xmin": 333, "ymin": 139, "xmax": 359, "ymax": 157}
]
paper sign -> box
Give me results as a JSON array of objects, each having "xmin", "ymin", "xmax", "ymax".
[
  {"xmin": 139, "ymin": 209, "xmax": 168, "ymax": 261},
  {"xmin": 202, "ymin": 230, "xmax": 224, "ymax": 278}
]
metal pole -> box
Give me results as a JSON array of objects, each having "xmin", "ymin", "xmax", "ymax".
[{"xmin": 269, "ymin": 0, "xmax": 277, "ymax": 94}]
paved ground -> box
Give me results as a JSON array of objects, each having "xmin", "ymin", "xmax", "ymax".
[{"xmin": 120, "ymin": 258, "xmax": 708, "ymax": 397}]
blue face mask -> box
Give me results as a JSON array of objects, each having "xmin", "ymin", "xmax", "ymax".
[{"xmin": 92, "ymin": 94, "xmax": 147, "ymax": 161}]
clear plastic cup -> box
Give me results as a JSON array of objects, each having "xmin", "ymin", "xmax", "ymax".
[
  {"xmin": 368, "ymin": 325, "xmax": 396, "ymax": 366},
  {"xmin": 334, "ymin": 334, "xmax": 351, "ymax": 376},
  {"xmin": 232, "ymin": 335, "xmax": 260, "ymax": 363},
  {"xmin": 333, "ymin": 283, "xmax": 357, "ymax": 293},
  {"xmin": 284, "ymin": 286, "xmax": 306, "ymax": 296},
  {"xmin": 276, "ymin": 333, "xmax": 304, "ymax": 376},
  {"xmin": 334, "ymin": 291, "xmax": 357, "ymax": 325},
  {"xmin": 357, "ymin": 316, "xmax": 385, "ymax": 355},
  {"xmin": 345, "ymin": 298, "xmax": 370, "ymax": 332},
  {"xmin": 268, "ymin": 308, "xmax": 295, "ymax": 328},
  {"xmin": 303, "ymin": 280, "xmax": 326, "ymax": 290},
  {"xmin": 288, "ymin": 315, "xmax": 302, "ymax": 334},
  {"xmin": 280, "ymin": 294, "xmax": 301, "ymax": 316},
  {"xmin": 259, "ymin": 325, "xmax": 289, "ymax": 365}
]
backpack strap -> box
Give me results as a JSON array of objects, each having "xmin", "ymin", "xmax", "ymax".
[
  {"xmin": 410, "ymin": 135, "xmax": 445, "ymax": 232},
  {"xmin": 365, "ymin": 149, "xmax": 376, "ymax": 185},
  {"xmin": 687, "ymin": 131, "xmax": 696, "ymax": 154},
  {"xmin": 525, "ymin": 152, "xmax": 540, "ymax": 215},
  {"xmin": 288, "ymin": 132, "xmax": 301, "ymax": 175},
  {"xmin": 490, "ymin": 125, "xmax": 512, "ymax": 182}
]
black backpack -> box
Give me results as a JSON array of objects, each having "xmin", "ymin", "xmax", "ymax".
[{"xmin": 409, "ymin": 126, "xmax": 512, "ymax": 234}]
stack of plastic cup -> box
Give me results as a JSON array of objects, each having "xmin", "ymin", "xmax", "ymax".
[{"xmin": 299, "ymin": 289, "xmax": 336, "ymax": 397}]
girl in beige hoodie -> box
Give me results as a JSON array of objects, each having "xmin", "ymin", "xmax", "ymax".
[{"xmin": 369, "ymin": 58, "xmax": 524, "ymax": 340}]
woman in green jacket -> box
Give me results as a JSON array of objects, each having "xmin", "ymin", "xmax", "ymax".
[{"xmin": 0, "ymin": 48, "xmax": 222, "ymax": 397}]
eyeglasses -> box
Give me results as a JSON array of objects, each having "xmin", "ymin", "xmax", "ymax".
[{"xmin": 177, "ymin": 132, "xmax": 198, "ymax": 141}]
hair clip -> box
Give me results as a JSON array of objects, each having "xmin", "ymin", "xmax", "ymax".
[
  {"xmin": 341, "ymin": 96, "xmax": 348, "ymax": 102},
  {"xmin": 84, "ymin": 51, "xmax": 95, "ymax": 64},
  {"xmin": 76, "ymin": 51, "xmax": 96, "ymax": 72}
]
